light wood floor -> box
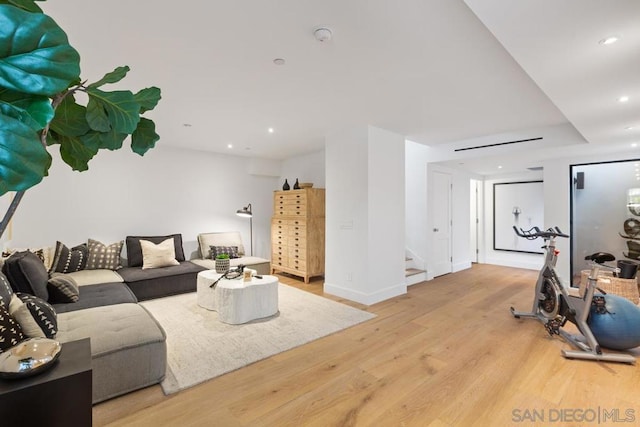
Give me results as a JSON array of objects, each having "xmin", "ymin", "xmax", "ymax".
[{"xmin": 94, "ymin": 265, "xmax": 640, "ymax": 426}]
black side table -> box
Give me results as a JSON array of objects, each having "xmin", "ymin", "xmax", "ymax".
[{"xmin": 0, "ymin": 338, "xmax": 92, "ymax": 427}]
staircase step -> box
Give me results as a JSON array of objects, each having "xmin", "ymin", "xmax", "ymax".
[{"xmin": 405, "ymin": 268, "xmax": 425, "ymax": 277}]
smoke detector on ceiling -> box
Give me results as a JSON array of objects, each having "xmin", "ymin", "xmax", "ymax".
[{"xmin": 314, "ymin": 27, "xmax": 333, "ymax": 42}]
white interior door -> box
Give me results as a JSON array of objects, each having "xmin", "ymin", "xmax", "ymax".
[{"xmin": 432, "ymin": 171, "xmax": 452, "ymax": 277}]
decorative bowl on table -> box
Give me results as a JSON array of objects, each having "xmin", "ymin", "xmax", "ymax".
[{"xmin": 0, "ymin": 337, "xmax": 62, "ymax": 379}]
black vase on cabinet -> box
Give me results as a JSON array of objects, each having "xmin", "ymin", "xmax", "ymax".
[
  {"xmin": 293, "ymin": 178, "xmax": 300, "ymax": 190},
  {"xmin": 282, "ymin": 179, "xmax": 290, "ymax": 191}
]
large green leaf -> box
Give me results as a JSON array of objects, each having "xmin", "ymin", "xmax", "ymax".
[
  {"xmin": 49, "ymin": 94, "xmax": 90, "ymax": 136},
  {"xmin": 0, "ymin": 113, "xmax": 50, "ymax": 195},
  {"xmin": 86, "ymin": 88, "xmax": 140, "ymax": 134},
  {"xmin": 0, "ymin": 88, "xmax": 53, "ymax": 130},
  {"xmin": 0, "ymin": 5, "xmax": 80, "ymax": 96},
  {"xmin": 87, "ymin": 66, "xmax": 129, "ymax": 89},
  {"xmin": 131, "ymin": 117, "xmax": 159, "ymax": 155},
  {"xmin": 81, "ymin": 129, "xmax": 127, "ymax": 151},
  {"xmin": 86, "ymin": 96, "xmax": 110, "ymax": 132},
  {"xmin": 57, "ymin": 133, "xmax": 99, "ymax": 171},
  {"xmin": 134, "ymin": 87, "xmax": 161, "ymax": 113},
  {"xmin": 0, "ymin": 0, "xmax": 44, "ymax": 13}
]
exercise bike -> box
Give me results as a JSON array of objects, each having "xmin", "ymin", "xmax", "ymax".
[{"xmin": 510, "ymin": 226, "xmax": 636, "ymax": 364}]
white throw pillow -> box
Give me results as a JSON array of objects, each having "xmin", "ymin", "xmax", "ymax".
[{"xmin": 140, "ymin": 238, "xmax": 180, "ymax": 269}]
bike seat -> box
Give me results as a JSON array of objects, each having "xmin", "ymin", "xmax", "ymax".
[{"xmin": 585, "ymin": 252, "xmax": 615, "ymax": 264}]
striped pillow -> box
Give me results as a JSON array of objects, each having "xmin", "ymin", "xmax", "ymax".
[{"xmin": 47, "ymin": 274, "xmax": 79, "ymax": 303}]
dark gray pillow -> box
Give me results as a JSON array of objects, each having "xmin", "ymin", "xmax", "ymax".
[
  {"xmin": 126, "ymin": 234, "xmax": 185, "ymax": 267},
  {"xmin": 0, "ymin": 271, "xmax": 13, "ymax": 310},
  {"xmin": 50, "ymin": 241, "xmax": 88, "ymax": 274},
  {"xmin": 1, "ymin": 251, "xmax": 49, "ymax": 301}
]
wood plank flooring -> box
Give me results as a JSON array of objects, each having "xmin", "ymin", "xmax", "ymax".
[{"xmin": 93, "ymin": 265, "xmax": 640, "ymax": 426}]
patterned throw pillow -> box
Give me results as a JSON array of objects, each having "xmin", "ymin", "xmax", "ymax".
[
  {"xmin": 86, "ymin": 239, "xmax": 123, "ymax": 270},
  {"xmin": 0, "ymin": 271, "xmax": 14, "ymax": 310},
  {"xmin": 47, "ymin": 274, "xmax": 80, "ymax": 303},
  {"xmin": 50, "ymin": 241, "xmax": 88, "ymax": 274},
  {"xmin": 2, "ymin": 247, "xmax": 52, "ymax": 271},
  {"xmin": 209, "ymin": 245, "xmax": 239, "ymax": 259},
  {"xmin": 0, "ymin": 305, "xmax": 24, "ymax": 353},
  {"xmin": 9, "ymin": 293, "xmax": 57, "ymax": 339}
]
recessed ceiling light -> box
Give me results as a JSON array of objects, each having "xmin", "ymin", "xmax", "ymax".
[
  {"xmin": 632, "ymin": 143, "xmax": 638, "ymax": 148},
  {"xmin": 268, "ymin": 127, "xmax": 274, "ymax": 133},
  {"xmin": 625, "ymin": 126, "xmax": 635, "ymax": 130},
  {"xmin": 498, "ymin": 165, "xmax": 503, "ymax": 169},
  {"xmin": 273, "ymin": 58, "xmax": 285, "ymax": 66},
  {"xmin": 227, "ymin": 144, "xmax": 233, "ymax": 149},
  {"xmin": 619, "ymin": 95, "xmax": 630, "ymax": 103},
  {"xmin": 599, "ymin": 35, "xmax": 620, "ymax": 45}
]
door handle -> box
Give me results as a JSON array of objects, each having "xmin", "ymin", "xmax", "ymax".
[{"xmin": 433, "ymin": 228, "xmax": 439, "ymax": 232}]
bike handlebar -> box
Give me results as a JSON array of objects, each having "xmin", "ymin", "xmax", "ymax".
[{"xmin": 513, "ymin": 226, "xmax": 569, "ymax": 240}]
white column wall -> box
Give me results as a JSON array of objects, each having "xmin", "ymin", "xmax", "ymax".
[{"xmin": 325, "ymin": 126, "xmax": 406, "ymax": 305}]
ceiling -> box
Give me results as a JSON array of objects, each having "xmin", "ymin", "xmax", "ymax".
[{"xmin": 42, "ymin": 1, "xmax": 639, "ymax": 174}]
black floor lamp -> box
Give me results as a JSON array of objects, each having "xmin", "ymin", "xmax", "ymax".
[{"xmin": 236, "ymin": 203, "xmax": 253, "ymax": 256}]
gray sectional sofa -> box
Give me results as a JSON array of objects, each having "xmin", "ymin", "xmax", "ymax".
[{"xmin": 0, "ymin": 231, "xmax": 270, "ymax": 403}]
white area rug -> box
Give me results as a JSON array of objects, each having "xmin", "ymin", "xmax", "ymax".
[{"xmin": 140, "ymin": 284, "xmax": 375, "ymax": 395}]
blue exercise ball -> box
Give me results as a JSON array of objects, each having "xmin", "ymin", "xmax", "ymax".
[{"xmin": 588, "ymin": 294, "xmax": 640, "ymax": 350}]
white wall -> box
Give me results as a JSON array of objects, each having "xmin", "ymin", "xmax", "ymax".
[
  {"xmin": 325, "ymin": 126, "xmax": 405, "ymax": 305},
  {"xmin": 279, "ymin": 150, "xmax": 325, "ymax": 190},
  {"xmin": 3, "ymin": 145, "xmax": 280, "ymax": 260}
]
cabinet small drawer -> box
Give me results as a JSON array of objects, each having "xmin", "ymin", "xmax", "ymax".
[
  {"xmin": 289, "ymin": 227, "xmax": 306, "ymax": 237},
  {"xmin": 290, "ymin": 237, "xmax": 307, "ymax": 248},
  {"xmin": 272, "ymin": 255, "xmax": 288, "ymax": 265},
  {"xmin": 272, "ymin": 234, "xmax": 287, "ymax": 244},
  {"xmin": 291, "ymin": 259, "xmax": 307, "ymax": 271},
  {"xmin": 289, "ymin": 247, "xmax": 306, "ymax": 261}
]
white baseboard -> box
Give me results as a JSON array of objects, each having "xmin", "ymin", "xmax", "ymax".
[
  {"xmin": 323, "ymin": 281, "xmax": 407, "ymax": 306},
  {"xmin": 453, "ymin": 262, "xmax": 471, "ymax": 273}
]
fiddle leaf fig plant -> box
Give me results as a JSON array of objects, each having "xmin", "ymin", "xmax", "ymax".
[{"xmin": 0, "ymin": 0, "xmax": 161, "ymax": 238}]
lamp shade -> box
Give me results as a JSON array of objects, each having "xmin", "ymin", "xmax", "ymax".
[{"xmin": 236, "ymin": 204, "xmax": 252, "ymax": 218}]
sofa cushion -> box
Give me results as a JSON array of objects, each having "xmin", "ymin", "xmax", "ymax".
[
  {"xmin": 64, "ymin": 269, "xmax": 124, "ymax": 287},
  {"xmin": 50, "ymin": 241, "xmax": 88, "ymax": 274},
  {"xmin": 140, "ymin": 238, "xmax": 180, "ymax": 269},
  {"xmin": 191, "ymin": 257, "xmax": 271, "ymax": 276},
  {"xmin": 86, "ymin": 239, "xmax": 123, "ymax": 270},
  {"xmin": 47, "ymin": 273, "xmax": 80, "ymax": 303},
  {"xmin": 56, "ymin": 303, "xmax": 166, "ymax": 403},
  {"xmin": 9, "ymin": 293, "xmax": 57, "ymax": 339},
  {"xmin": 198, "ymin": 232, "xmax": 245, "ymax": 258},
  {"xmin": 2, "ymin": 251, "xmax": 49, "ymax": 300},
  {"xmin": 52, "ymin": 282, "xmax": 137, "ymax": 314},
  {"xmin": 117, "ymin": 261, "xmax": 206, "ymax": 300},
  {"xmin": 126, "ymin": 234, "xmax": 185, "ymax": 267},
  {"xmin": 0, "ymin": 305, "xmax": 24, "ymax": 353}
]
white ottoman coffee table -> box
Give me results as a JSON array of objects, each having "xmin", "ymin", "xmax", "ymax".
[{"xmin": 196, "ymin": 270, "xmax": 279, "ymax": 324}]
